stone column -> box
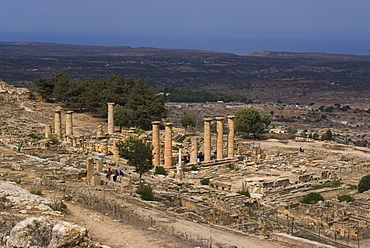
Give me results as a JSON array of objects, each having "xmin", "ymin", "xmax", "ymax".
[
  {"xmin": 164, "ymin": 122, "xmax": 173, "ymax": 168},
  {"xmin": 102, "ymin": 140, "xmax": 108, "ymax": 156},
  {"xmin": 177, "ymin": 148, "xmax": 183, "ymax": 179},
  {"xmin": 112, "ymin": 139, "xmax": 120, "ymax": 158},
  {"xmin": 152, "ymin": 121, "xmax": 161, "ymax": 166},
  {"xmin": 96, "ymin": 159, "xmax": 103, "ymax": 173},
  {"xmin": 65, "ymin": 111, "xmax": 73, "ymax": 136},
  {"xmin": 107, "ymin": 102, "xmax": 115, "ymax": 134},
  {"xmin": 54, "ymin": 110, "xmax": 62, "ymax": 138},
  {"xmin": 203, "ymin": 118, "xmax": 212, "ymax": 162},
  {"xmin": 45, "ymin": 125, "xmax": 52, "ymax": 139},
  {"xmin": 216, "ymin": 117, "xmax": 224, "ymax": 160},
  {"xmin": 86, "ymin": 157, "xmax": 94, "ymax": 181},
  {"xmin": 227, "ymin": 116, "xmax": 236, "ymax": 158},
  {"xmin": 190, "ymin": 137, "xmax": 198, "ymax": 164}
]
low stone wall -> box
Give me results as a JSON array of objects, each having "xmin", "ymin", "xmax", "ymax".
[{"xmin": 270, "ymin": 233, "xmax": 336, "ymax": 248}]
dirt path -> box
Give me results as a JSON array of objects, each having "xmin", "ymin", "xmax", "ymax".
[
  {"xmin": 62, "ymin": 192, "xmax": 291, "ymax": 248},
  {"xmin": 65, "ymin": 201, "xmax": 197, "ymax": 248}
]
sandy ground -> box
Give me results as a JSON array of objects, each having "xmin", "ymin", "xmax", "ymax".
[
  {"xmin": 63, "ymin": 195, "xmax": 292, "ymax": 248},
  {"xmin": 260, "ymin": 139, "xmax": 370, "ymax": 159}
]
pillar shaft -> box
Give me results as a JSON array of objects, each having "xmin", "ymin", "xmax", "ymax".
[
  {"xmin": 216, "ymin": 117, "xmax": 225, "ymax": 160},
  {"xmin": 227, "ymin": 116, "xmax": 236, "ymax": 158},
  {"xmin": 96, "ymin": 160, "xmax": 103, "ymax": 173},
  {"xmin": 190, "ymin": 138, "xmax": 198, "ymax": 164},
  {"xmin": 54, "ymin": 110, "xmax": 62, "ymax": 138},
  {"xmin": 45, "ymin": 125, "xmax": 52, "ymax": 139},
  {"xmin": 203, "ymin": 118, "xmax": 212, "ymax": 162},
  {"xmin": 107, "ymin": 103, "xmax": 115, "ymax": 134},
  {"xmin": 65, "ymin": 111, "xmax": 73, "ymax": 136},
  {"xmin": 86, "ymin": 158, "xmax": 94, "ymax": 181},
  {"xmin": 164, "ymin": 123, "xmax": 173, "ymax": 168},
  {"xmin": 152, "ymin": 121, "xmax": 161, "ymax": 166}
]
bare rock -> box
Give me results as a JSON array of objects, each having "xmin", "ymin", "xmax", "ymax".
[
  {"xmin": 5, "ymin": 217, "xmax": 54, "ymax": 247},
  {"xmin": 10, "ymin": 163, "xmax": 23, "ymax": 171},
  {"xmin": 4, "ymin": 217, "xmax": 110, "ymax": 248}
]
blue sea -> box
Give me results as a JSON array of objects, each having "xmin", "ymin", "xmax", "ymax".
[{"xmin": 1, "ymin": 31, "xmax": 369, "ymax": 56}]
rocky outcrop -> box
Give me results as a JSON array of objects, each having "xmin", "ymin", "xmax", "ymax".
[
  {"xmin": 0, "ymin": 181, "xmax": 110, "ymax": 248},
  {"xmin": 5, "ymin": 217, "xmax": 110, "ymax": 248}
]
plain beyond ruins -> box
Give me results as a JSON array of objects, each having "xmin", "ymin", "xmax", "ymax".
[{"xmin": 1, "ymin": 81, "xmax": 370, "ymax": 248}]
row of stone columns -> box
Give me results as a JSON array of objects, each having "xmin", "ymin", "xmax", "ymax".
[
  {"xmin": 204, "ymin": 116, "xmax": 235, "ymax": 161},
  {"xmin": 151, "ymin": 115, "xmax": 236, "ymax": 168},
  {"xmin": 53, "ymin": 110, "xmax": 74, "ymax": 139},
  {"xmin": 152, "ymin": 121, "xmax": 173, "ymax": 168},
  {"xmin": 53, "ymin": 102, "xmax": 115, "ymax": 140}
]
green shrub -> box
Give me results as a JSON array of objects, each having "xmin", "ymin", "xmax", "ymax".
[
  {"xmin": 237, "ymin": 189, "xmax": 250, "ymax": 197},
  {"xmin": 136, "ymin": 184, "xmax": 154, "ymax": 201},
  {"xmin": 28, "ymin": 132, "xmax": 41, "ymax": 140},
  {"xmin": 49, "ymin": 134, "xmax": 61, "ymax": 145},
  {"xmin": 313, "ymin": 181, "xmax": 342, "ymax": 190},
  {"xmin": 358, "ymin": 174, "xmax": 370, "ymax": 193},
  {"xmin": 337, "ymin": 194, "xmax": 355, "ymax": 202},
  {"xmin": 300, "ymin": 192, "xmax": 325, "ymax": 204},
  {"xmin": 200, "ymin": 178, "xmax": 210, "ymax": 185},
  {"xmin": 154, "ymin": 166, "xmax": 167, "ymax": 175},
  {"xmin": 29, "ymin": 186, "xmax": 42, "ymax": 195},
  {"xmin": 190, "ymin": 164, "xmax": 198, "ymax": 171},
  {"xmin": 347, "ymin": 184, "xmax": 358, "ymax": 190}
]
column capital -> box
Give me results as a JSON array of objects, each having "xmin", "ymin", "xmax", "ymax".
[
  {"xmin": 215, "ymin": 117, "xmax": 225, "ymax": 121},
  {"xmin": 66, "ymin": 110, "xmax": 74, "ymax": 114},
  {"xmin": 165, "ymin": 122, "xmax": 173, "ymax": 126},
  {"xmin": 152, "ymin": 121, "xmax": 161, "ymax": 125},
  {"xmin": 203, "ymin": 118, "xmax": 212, "ymax": 122},
  {"xmin": 54, "ymin": 109, "xmax": 61, "ymax": 113},
  {"xmin": 107, "ymin": 102, "xmax": 115, "ymax": 105},
  {"xmin": 227, "ymin": 115, "xmax": 236, "ymax": 120}
]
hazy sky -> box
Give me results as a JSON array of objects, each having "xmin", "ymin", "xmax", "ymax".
[{"xmin": 1, "ymin": 0, "xmax": 370, "ymax": 55}]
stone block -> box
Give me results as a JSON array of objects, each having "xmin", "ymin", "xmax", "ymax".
[{"xmin": 91, "ymin": 176, "xmax": 102, "ymax": 186}]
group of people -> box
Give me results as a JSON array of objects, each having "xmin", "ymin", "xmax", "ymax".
[
  {"xmin": 197, "ymin": 152, "xmax": 204, "ymax": 164},
  {"xmin": 105, "ymin": 168, "xmax": 125, "ymax": 182}
]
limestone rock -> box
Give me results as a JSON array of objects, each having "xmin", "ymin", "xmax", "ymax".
[
  {"xmin": 5, "ymin": 217, "xmax": 110, "ymax": 248},
  {"xmin": 5, "ymin": 217, "xmax": 54, "ymax": 247},
  {"xmin": 10, "ymin": 163, "xmax": 23, "ymax": 171}
]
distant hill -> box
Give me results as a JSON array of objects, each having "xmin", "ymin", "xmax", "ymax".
[
  {"xmin": 250, "ymin": 51, "xmax": 370, "ymax": 61},
  {"xmin": 0, "ymin": 41, "xmax": 369, "ymax": 104}
]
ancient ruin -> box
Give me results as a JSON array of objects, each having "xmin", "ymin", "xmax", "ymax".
[{"xmin": 1, "ymin": 81, "xmax": 370, "ymax": 248}]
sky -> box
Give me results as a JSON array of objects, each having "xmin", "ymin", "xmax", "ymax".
[{"xmin": 1, "ymin": 0, "xmax": 370, "ymax": 55}]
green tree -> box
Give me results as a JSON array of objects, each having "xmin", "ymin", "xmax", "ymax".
[
  {"xmin": 358, "ymin": 174, "xmax": 370, "ymax": 193},
  {"xmin": 116, "ymin": 136, "xmax": 154, "ymax": 183},
  {"xmin": 181, "ymin": 114, "xmax": 196, "ymax": 133},
  {"xmin": 33, "ymin": 77, "xmax": 54, "ymax": 100},
  {"xmin": 33, "ymin": 73, "xmax": 166, "ymax": 129},
  {"xmin": 50, "ymin": 73, "xmax": 74, "ymax": 102},
  {"xmin": 235, "ymin": 108, "xmax": 271, "ymax": 137},
  {"xmin": 300, "ymin": 192, "xmax": 325, "ymax": 204},
  {"xmin": 321, "ymin": 130, "xmax": 333, "ymax": 140},
  {"xmin": 124, "ymin": 79, "xmax": 166, "ymax": 129},
  {"xmin": 114, "ymin": 104, "xmax": 135, "ymax": 131}
]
